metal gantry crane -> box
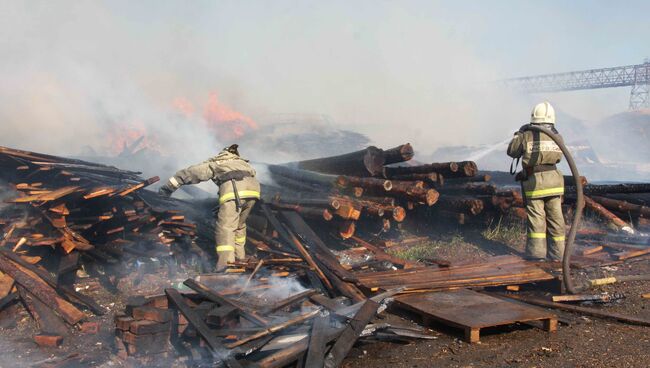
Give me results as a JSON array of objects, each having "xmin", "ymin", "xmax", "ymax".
[{"xmin": 503, "ymin": 61, "xmax": 650, "ymax": 110}]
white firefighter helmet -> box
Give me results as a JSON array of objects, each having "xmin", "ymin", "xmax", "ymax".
[{"xmin": 530, "ymin": 101, "xmax": 556, "ymax": 124}]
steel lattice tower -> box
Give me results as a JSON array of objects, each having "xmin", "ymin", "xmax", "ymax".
[{"xmin": 503, "ymin": 61, "xmax": 650, "ymax": 111}]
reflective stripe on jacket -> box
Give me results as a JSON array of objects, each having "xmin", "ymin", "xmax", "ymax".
[
  {"xmin": 168, "ymin": 150, "xmax": 261, "ymax": 202},
  {"xmin": 507, "ymin": 124, "xmax": 564, "ymax": 199}
]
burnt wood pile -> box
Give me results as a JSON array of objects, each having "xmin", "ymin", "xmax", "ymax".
[
  {"xmin": 113, "ymin": 275, "xmax": 406, "ymax": 368},
  {"xmin": 3, "ymin": 144, "xmax": 650, "ymax": 367},
  {"xmin": 0, "ymin": 146, "xmax": 207, "ymax": 345},
  {"xmin": 264, "ymin": 143, "xmax": 524, "ymax": 236}
]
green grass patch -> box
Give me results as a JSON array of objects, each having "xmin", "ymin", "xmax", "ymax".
[
  {"xmin": 482, "ymin": 216, "xmax": 524, "ymax": 245},
  {"xmin": 387, "ymin": 233, "xmax": 465, "ymax": 261}
]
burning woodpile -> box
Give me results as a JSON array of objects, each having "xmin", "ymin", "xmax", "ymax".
[{"xmin": 2, "ymin": 144, "xmax": 650, "ymax": 367}]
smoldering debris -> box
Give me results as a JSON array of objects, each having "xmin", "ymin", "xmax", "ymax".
[{"xmin": 2, "ymin": 144, "xmax": 650, "ymax": 367}]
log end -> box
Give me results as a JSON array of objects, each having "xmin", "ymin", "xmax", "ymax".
[{"xmin": 425, "ymin": 189, "xmax": 440, "ymax": 206}]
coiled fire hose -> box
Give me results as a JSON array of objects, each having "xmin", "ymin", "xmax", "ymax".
[{"xmin": 520, "ymin": 124, "xmax": 585, "ymax": 294}]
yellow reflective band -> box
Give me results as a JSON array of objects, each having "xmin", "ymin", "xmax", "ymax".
[
  {"xmin": 552, "ymin": 236, "xmax": 566, "ymax": 242},
  {"xmin": 169, "ymin": 177, "xmax": 181, "ymax": 189},
  {"xmin": 235, "ymin": 236, "xmax": 246, "ymax": 244},
  {"xmin": 528, "ymin": 232, "xmax": 547, "ymax": 239},
  {"xmin": 216, "ymin": 245, "xmax": 235, "ymax": 252},
  {"xmin": 524, "ymin": 187, "xmax": 564, "ymax": 198},
  {"xmin": 219, "ymin": 190, "xmax": 261, "ymax": 204}
]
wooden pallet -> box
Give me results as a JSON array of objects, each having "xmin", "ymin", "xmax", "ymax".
[{"xmin": 394, "ymin": 289, "xmax": 557, "ymax": 343}]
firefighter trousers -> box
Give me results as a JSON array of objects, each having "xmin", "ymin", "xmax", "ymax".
[
  {"xmin": 215, "ymin": 198, "xmax": 256, "ymax": 271},
  {"xmin": 525, "ymin": 196, "xmax": 566, "ymax": 261}
]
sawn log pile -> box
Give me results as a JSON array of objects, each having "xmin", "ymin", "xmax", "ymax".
[{"xmin": 2, "ymin": 144, "xmax": 650, "ymax": 367}]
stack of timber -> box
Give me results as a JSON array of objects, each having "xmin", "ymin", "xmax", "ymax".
[
  {"xmin": 355, "ymin": 255, "xmax": 555, "ymax": 292},
  {"xmin": 0, "ymin": 146, "xmax": 207, "ymax": 342},
  {"xmin": 265, "ymin": 143, "xmax": 525, "ymax": 239}
]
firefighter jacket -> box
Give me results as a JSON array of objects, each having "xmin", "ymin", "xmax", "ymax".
[
  {"xmin": 165, "ymin": 150, "xmax": 261, "ymax": 204},
  {"xmin": 507, "ymin": 123, "xmax": 564, "ymax": 199}
]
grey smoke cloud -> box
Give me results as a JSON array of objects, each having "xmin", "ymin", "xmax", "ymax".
[{"xmin": 0, "ymin": 1, "xmax": 639, "ymax": 169}]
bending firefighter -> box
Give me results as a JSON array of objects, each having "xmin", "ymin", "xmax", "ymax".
[
  {"xmin": 507, "ymin": 102, "xmax": 566, "ymax": 261},
  {"xmin": 158, "ymin": 144, "xmax": 260, "ymax": 271}
]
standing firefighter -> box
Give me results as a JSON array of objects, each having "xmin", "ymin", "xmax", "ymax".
[
  {"xmin": 158, "ymin": 144, "xmax": 260, "ymax": 271},
  {"xmin": 507, "ymin": 102, "xmax": 566, "ymax": 261}
]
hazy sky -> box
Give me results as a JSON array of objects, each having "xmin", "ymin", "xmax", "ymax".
[{"xmin": 1, "ymin": 1, "xmax": 648, "ymax": 157}]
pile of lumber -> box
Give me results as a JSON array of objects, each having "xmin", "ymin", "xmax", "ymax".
[
  {"xmin": 355, "ymin": 255, "xmax": 555, "ymax": 292},
  {"xmin": 0, "ymin": 146, "xmax": 206, "ymax": 341},
  {"xmin": 263, "ymin": 143, "xmax": 524, "ymax": 238},
  {"xmin": 113, "ymin": 273, "xmax": 419, "ymax": 367}
]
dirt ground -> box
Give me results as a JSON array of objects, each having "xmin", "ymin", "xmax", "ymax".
[
  {"xmin": 1, "ymin": 219, "xmax": 650, "ymax": 368},
  {"xmin": 343, "ymin": 220, "xmax": 650, "ymax": 368}
]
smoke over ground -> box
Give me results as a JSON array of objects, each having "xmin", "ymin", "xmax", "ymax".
[
  {"xmin": 0, "ymin": 2, "xmax": 526, "ymax": 163},
  {"xmin": 0, "ymin": 2, "xmax": 644, "ymax": 182}
]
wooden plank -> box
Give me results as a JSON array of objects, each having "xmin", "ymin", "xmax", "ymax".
[
  {"xmin": 324, "ymin": 299, "xmax": 379, "ymax": 368},
  {"xmin": 0, "ymin": 249, "xmax": 104, "ymax": 315},
  {"xmin": 280, "ymin": 211, "xmax": 357, "ymax": 282},
  {"xmin": 118, "ymin": 176, "xmax": 160, "ymax": 197},
  {"xmin": 57, "ymin": 251, "xmax": 80, "ymax": 276},
  {"xmin": 225, "ymin": 309, "xmax": 321, "ymax": 348},
  {"xmin": 615, "ymin": 247, "xmax": 650, "ymax": 260},
  {"xmin": 497, "ymin": 293, "xmax": 650, "ymax": 327},
  {"xmin": 551, "ymin": 293, "xmax": 624, "ymax": 303},
  {"xmin": 0, "ymin": 272, "xmax": 15, "ymax": 299},
  {"xmin": 261, "ymin": 289, "xmax": 317, "ymax": 315},
  {"xmin": 305, "ymin": 314, "xmax": 330, "ymax": 368},
  {"xmin": 165, "ymin": 288, "xmax": 229, "ymax": 362},
  {"xmin": 285, "ymin": 227, "xmax": 334, "ymax": 291},
  {"xmin": 0, "ymin": 255, "xmax": 84, "ymax": 325},
  {"xmin": 17, "ymin": 285, "xmax": 68, "ymax": 336},
  {"xmin": 0, "ymin": 291, "xmax": 18, "ymax": 311},
  {"xmin": 259, "ymin": 203, "xmax": 330, "ymax": 294},
  {"xmin": 183, "ymin": 279, "xmax": 268, "ymax": 326},
  {"xmin": 256, "ymin": 326, "xmax": 343, "ymax": 368},
  {"xmin": 395, "ymin": 289, "xmax": 556, "ymax": 343}
]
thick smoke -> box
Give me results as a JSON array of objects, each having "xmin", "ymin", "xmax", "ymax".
[
  {"xmin": 0, "ymin": 2, "xmax": 642, "ymax": 181},
  {"xmin": 0, "ymin": 2, "xmax": 524, "ymax": 162}
]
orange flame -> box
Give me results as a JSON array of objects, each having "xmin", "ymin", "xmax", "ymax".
[
  {"xmin": 107, "ymin": 91, "xmax": 256, "ymax": 156},
  {"xmin": 172, "ymin": 97, "xmax": 195, "ymax": 118},
  {"xmin": 106, "ymin": 126, "xmax": 161, "ymax": 156}
]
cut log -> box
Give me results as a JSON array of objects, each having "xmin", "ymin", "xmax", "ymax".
[
  {"xmin": 591, "ymin": 196, "xmax": 650, "ymax": 218},
  {"xmin": 382, "ymin": 143, "xmax": 414, "ymax": 165},
  {"xmin": 437, "ymin": 196, "xmax": 485, "ymax": 215},
  {"xmin": 384, "ymin": 161, "xmax": 477, "ymax": 178},
  {"xmin": 269, "ymin": 165, "xmax": 337, "ymax": 188},
  {"xmin": 389, "ymin": 181, "xmax": 439, "ymax": 206},
  {"xmin": 336, "ymin": 176, "xmax": 392, "ymax": 192},
  {"xmin": 584, "ymin": 196, "xmax": 633, "ymax": 232},
  {"xmin": 293, "ymin": 146, "xmax": 386, "ymax": 177},
  {"xmin": 384, "ymin": 172, "xmax": 442, "ymax": 185}
]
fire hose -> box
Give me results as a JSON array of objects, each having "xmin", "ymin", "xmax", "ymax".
[{"xmin": 519, "ymin": 124, "xmax": 585, "ymax": 294}]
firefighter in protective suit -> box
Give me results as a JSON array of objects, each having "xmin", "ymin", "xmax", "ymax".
[
  {"xmin": 507, "ymin": 102, "xmax": 566, "ymax": 261},
  {"xmin": 158, "ymin": 144, "xmax": 260, "ymax": 271}
]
